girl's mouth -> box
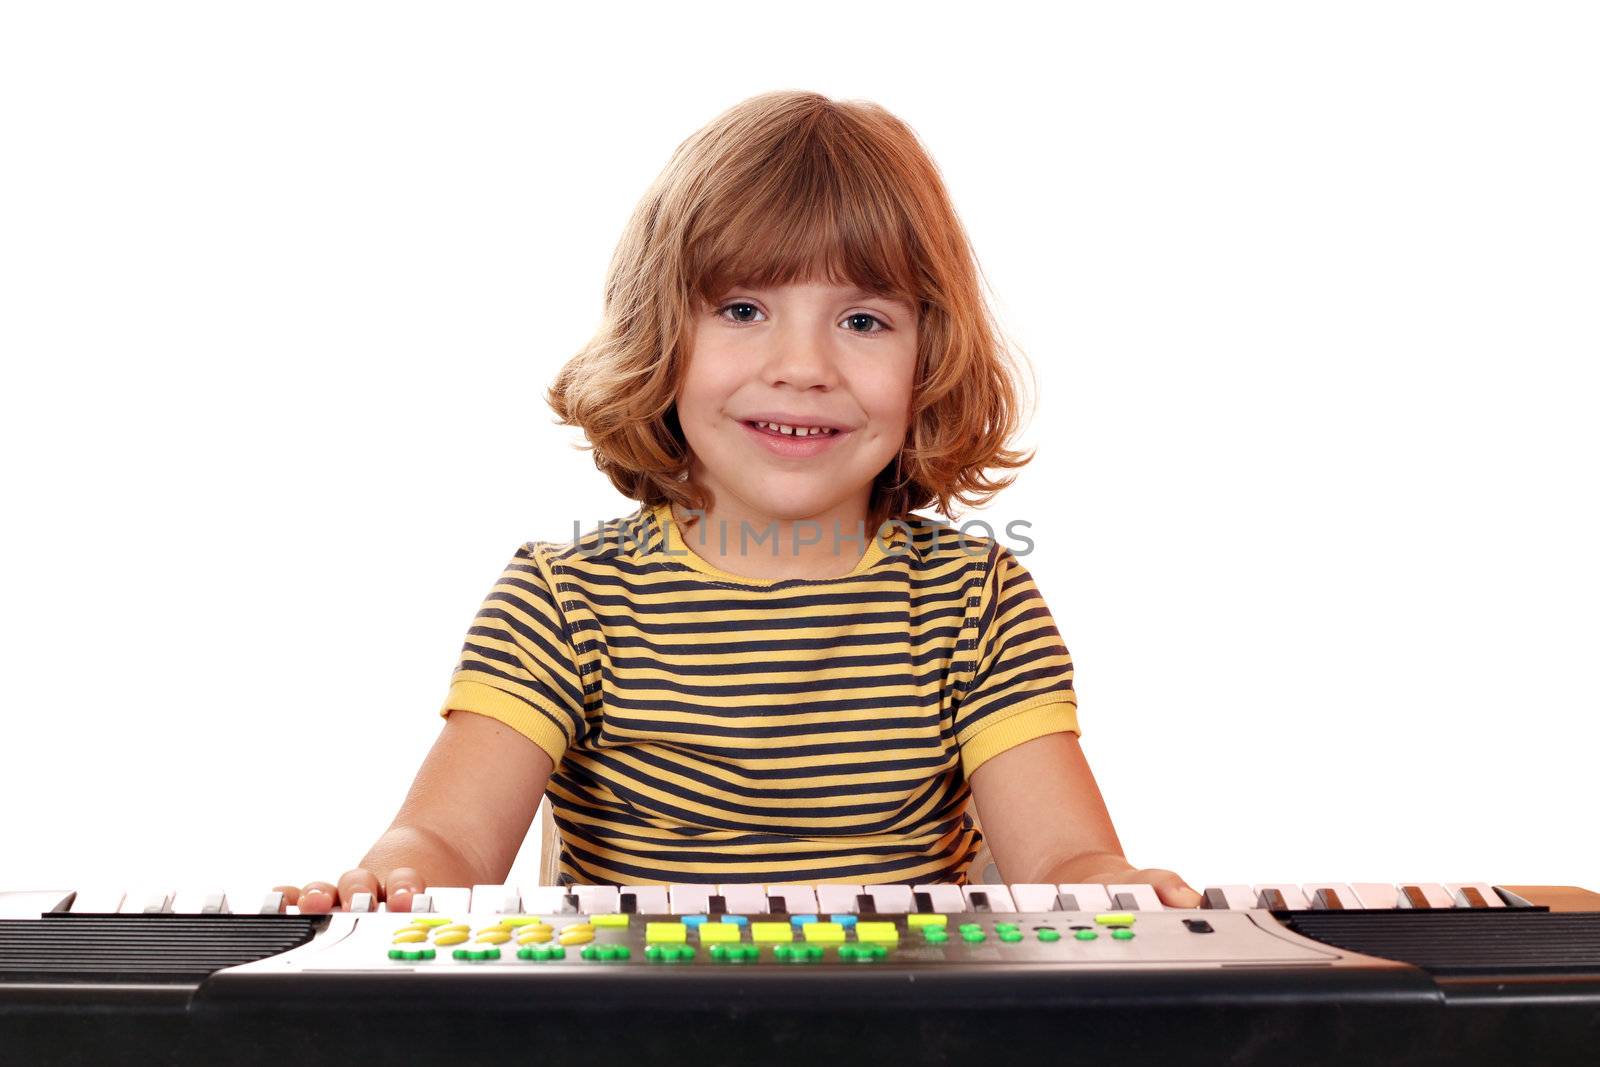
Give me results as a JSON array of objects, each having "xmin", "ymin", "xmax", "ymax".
[{"xmin": 739, "ymin": 419, "xmax": 849, "ymax": 457}]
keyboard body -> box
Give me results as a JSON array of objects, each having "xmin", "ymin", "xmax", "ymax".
[{"xmin": 4, "ymin": 881, "xmax": 1599, "ymax": 1066}]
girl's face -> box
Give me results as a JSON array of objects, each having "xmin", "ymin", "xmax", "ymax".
[{"xmin": 676, "ymin": 280, "xmax": 918, "ymax": 526}]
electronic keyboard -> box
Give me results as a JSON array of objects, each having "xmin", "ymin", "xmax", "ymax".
[{"xmin": 4, "ymin": 880, "xmax": 1598, "ymax": 1066}]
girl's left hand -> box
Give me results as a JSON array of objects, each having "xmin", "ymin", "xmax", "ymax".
[{"xmin": 1079, "ymin": 865, "xmax": 1204, "ymax": 909}]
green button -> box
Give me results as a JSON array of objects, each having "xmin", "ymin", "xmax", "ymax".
[
  {"xmin": 961, "ymin": 929, "xmax": 986, "ymax": 942},
  {"xmin": 838, "ymin": 944, "xmax": 858, "ymax": 960},
  {"xmin": 923, "ymin": 928, "xmax": 949, "ymax": 943},
  {"xmin": 1074, "ymin": 929, "xmax": 1098, "ymax": 941},
  {"xmin": 995, "ymin": 922, "xmax": 1019, "ymax": 933},
  {"xmin": 388, "ymin": 948, "xmax": 405, "ymax": 960},
  {"xmin": 999, "ymin": 929, "xmax": 1023, "ymax": 943},
  {"xmin": 550, "ymin": 945, "xmax": 566, "ymax": 959},
  {"xmin": 957, "ymin": 923, "xmax": 982, "ymax": 933},
  {"xmin": 645, "ymin": 945, "xmax": 664, "ymax": 961},
  {"xmin": 1036, "ymin": 928, "xmax": 1062, "ymax": 942},
  {"xmin": 1112, "ymin": 928, "xmax": 1135, "ymax": 940},
  {"xmin": 774, "ymin": 944, "xmax": 793, "ymax": 961}
]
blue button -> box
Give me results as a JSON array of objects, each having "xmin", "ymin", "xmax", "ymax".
[
  {"xmin": 683, "ymin": 915, "xmax": 707, "ymax": 927},
  {"xmin": 830, "ymin": 914, "xmax": 857, "ymax": 928},
  {"xmin": 791, "ymin": 915, "xmax": 818, "ymax": 925},
  {"xmin": 722, "ymin": 915, "xmax": 748, "ymax": 926}
]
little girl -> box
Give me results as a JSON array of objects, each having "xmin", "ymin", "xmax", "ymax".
[{"xmin": 291, "ymin": 90, "xmax": 1201, "ymax": 912}]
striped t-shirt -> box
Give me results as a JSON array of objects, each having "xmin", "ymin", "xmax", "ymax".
[{"xmin": 438, "ymin": 501, "xmax": 1078, "ymax": 886}]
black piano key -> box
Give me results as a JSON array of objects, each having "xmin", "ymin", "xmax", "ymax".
[
  {"xmin": 856, "ymin": 893, "xmax": 877, "ymax": 916},
  {"xmin": 1459, "ymin": 886, "xmax": 1489, "ymax": 909},
  {"xmin": 1053, "ymin": 892, "xmax": 1080, "ymax": 911},
  {"xmin": 768, "ymin": 895, "xmax": 788, "ymax": 914},
  {"xmin": 1201, "ymin": 888, "xmax": 1230, "ymax": 910},
  {"xmin": 1401, "ymin": 885, "xmax": 1431, "ymax": 909},
  {"xmin": 1311, "ymin": 888, "xmax": 1345, "ymax": 910},
  {"xmin": 1256, "ymin": 888, "xmax": 1288, "ymax": 910},
  {"xmin": 708, "ymin": 894, "xmax": 728, "ymax": 914},
  {"xmin": 1112, "ymin": 892, "xmax": 1141, "ymax": 911},
  {"xmin": 969, "ymin": 891, "xmax": 991, "ymax": 913},
  {"xmin": 619, "ymin": 893, "xmax": 638, "ymax": 914},
  {"xmin": 562, "ymin": 894, "xmax": 581, "ymax": 914},
  {"xmin": 914, "ymin": 891, "xmax": 935, "ymax": 913}
]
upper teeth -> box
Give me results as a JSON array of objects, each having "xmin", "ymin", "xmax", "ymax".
[{"xmin": 754, "ymin": 421, "xmax": 834, "ymax": 436}]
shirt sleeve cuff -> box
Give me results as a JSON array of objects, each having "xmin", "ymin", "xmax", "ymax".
[
  {"xmin": 959, "ymin": 697, "xmax": 1080, "ymax": 779},
  {"xmin": 438, "ymin": 678, "xmax": 570, "ymax": 768}
]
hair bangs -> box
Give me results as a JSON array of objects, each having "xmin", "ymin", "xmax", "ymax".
[{"xmin": 687, "ymin": 133, "xmax": 920, "ymax": 310}]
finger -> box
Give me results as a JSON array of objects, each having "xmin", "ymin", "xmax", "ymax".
[
  {"xmin": 336, "ymin": 869, "xmax": 381, "ymax": 911},
  {"xmin": 383, "ymin": 867, "xmax": 425, "ymax": 913},
  {"xmin": 1147, "ymin": 871, "xmax": 1203, "ymax": 909},
  {"xmin": 271, "ymin": 884, "xmax": 302, "ymax": 907},
  {"xmin": 298, "ymin": 880, "xmax": 339, "ymax": 914}
]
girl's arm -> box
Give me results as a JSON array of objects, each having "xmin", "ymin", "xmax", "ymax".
[
  {"xmin": 292, "ymin": 709, "xmax": 555, "ymax": 912},
  {"xmin": 968, "ymin": 731, "xmax": 1203, "ymax": 908}
]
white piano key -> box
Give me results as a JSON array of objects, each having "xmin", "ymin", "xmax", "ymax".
[
  {"xmin": 520, "ymin": 886, "xmax": 581, "ymax": 915},
  {"xmin": 170, "ymin": 890, "xmax": 229, "ymax": 914},
  {"xmin": 0, "ymin": 890, "xmax": 76, "ymax": 918},
  {"xmin": 616, "ymin": 886, "xmax": 670, "ymax": 914},
  {"xmin": 1251, "ymin": 883, "xmax": 1310, "ymax": 910},
  {"xmin": 65, "ymin": 888, "xmax": 127, "ymax": 914},
  {"xmin": 470, "ymin": 884, "xmax": 522, "ymax": 914},
  {"xmin": 420, "ymin": 887, "xmax": 472, "ymax": 915},
  {"xmin": 1200, "ymin": 885, "xmax": 1257, "ymax": 910},
  {"xmin": 1445, "ymin": 882, "xmax": 1506, "ymax": 908},
  {"xmin": 1008, "ymin": 884, "xmax": 1065, "ymax": 911},
  {"xmin": 716, "ymin": 884, "xmax": 771, "ymax": 914},
  {"xmin": 668, "ymin": 884, "xmax": 715, "ymax": 915},
  {"xmin": 1350, "ymin": 883, "xmax": 1400, "ymax": 909},
  {"xmin": 1300, "ymin": 883, "xmax": 1361, "ymax": 909},
  {"xmin": 572, "ymin": 885, "xmax": 620, "ymax": 914},
  {"xmin": 120, "ymin": 888, "xmax": 176, "ymax": 914},
  {"xmin": 1056, "ymin": 884, "xmax": 1113, "ymax": 912},
  {"xmin": 962, "ymin": 884, "xmax": 1017, "ymax": 912},
  {"xmin": 409, "ymin": 892, "xmax": 433, "ymax": 913},
  {"xmin": 764, "ymin": 884, "xmax": 819, "ymax": 914},
  {"xmin": 815, "ymin": 884, "xmax": 865, "ymax": 914},
  {"xmin": 256, "ymin": 889, "xmax": 289, "ymax": 914},
  {"xmin": 1396, "ymin": 883, "xmax": 1453, "ymax": 909},
  {"xmin": 1106, "ymin": 884, "xmax": 1164, "ymax": 911},
  {"xmin": 911, "ymin": 884, "xmax": 968, "ymax": 912},
  {"xmin": 861, "ymin": 885, "xmax": 915, "ymax": 913},
  {"xmin": 347, "ymin": 892, "xmax": 376, "ymax": 913}
]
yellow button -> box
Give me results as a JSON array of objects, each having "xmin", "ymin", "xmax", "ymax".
[
  {"xmin": 517, "ymin": 928, "xmax": 553, "ymax": 944},
  {"xmin": 497, "ymin": 916, "xmax": 543, "ymax": 927},
  {"xmin": 434, "ymin": 930, "xmax": 470, "ymax": 946},
  {"xmin": 646, "ymin": 922, "xmax": 687, "ymax": 943},
  {"xmin": 803, "ymin": 922, "xmax": 846, "ymax": 943},
  {"xmin": 561, "ymin": 922, "xmax": 595, "ymax": 933},
  {"xmin": 1095, "ymin": 912, "xmax": 1136, "ymax": 926},
  {"xmin": 557, "ymin": 929, "xmax": 594, "ymax": 946},
  {"xmin": 390, "ymin": 929, "xmax": 428, "ymax": 944},
  {"xmin": 855, "ymin": 921, "xmax": 899, "ymax": 944},
  {"xmin": 751, "ymin": 922, "xmax": 793, "ymax": 943},
  {"xmin": 591, "ymin": 913, "xmax": 629, "ymax": 927},
  {"xmin": 698, "ymin": 922, "xmax": 742, "ymax": 943},
  {"xmin": 906, "ymin": 913, "xmax": 947, "ymax": 928},
  {"xmin": 437, "ymin": 923, "xmax": 471, "ymax": 935},
  {"xmin": 475, "ymin": 929, "xmax": 512, "ymax": 944},
  {"xmin": 407, "ymin": 917, "xmax": 452, "ymax": 927}
]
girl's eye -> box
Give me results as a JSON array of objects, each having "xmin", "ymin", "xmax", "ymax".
[{"xmin": 714, "ymin": 302, "xmax": 890, "ymax": 334}]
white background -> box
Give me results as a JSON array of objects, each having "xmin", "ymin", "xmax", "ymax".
[{"xmin": 2, "ymin": 1, "xmax": 1595, "ymax": 898}]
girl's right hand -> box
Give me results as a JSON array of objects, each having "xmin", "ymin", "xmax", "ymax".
[{"xmin": 274, "ymin": 866, "xmax": 425, "ymax": 913}]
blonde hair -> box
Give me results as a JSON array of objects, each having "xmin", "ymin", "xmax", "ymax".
[{"xmin": 546, "ymin": 89, "xmax": 1036, "ymax": 534}]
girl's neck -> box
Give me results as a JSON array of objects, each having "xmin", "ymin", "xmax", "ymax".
[{"xmin": 668, "ymin": 495, "xmax": 880, "ymax": 581}]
